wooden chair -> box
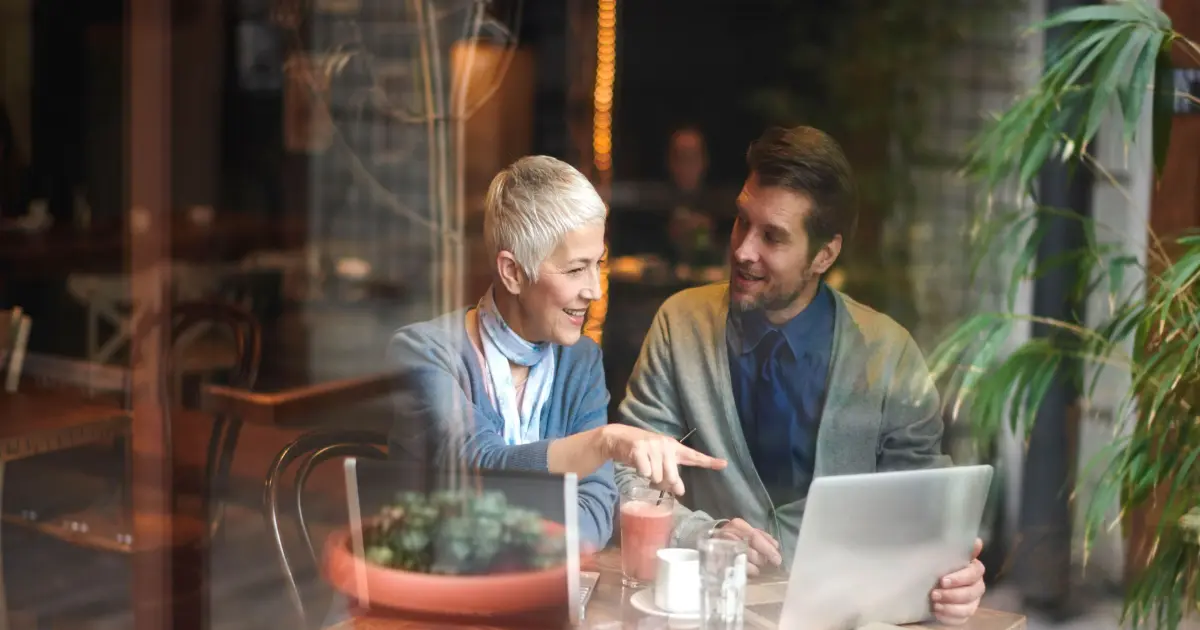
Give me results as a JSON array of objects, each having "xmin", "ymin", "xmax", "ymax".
[
  {"xmin": 263, "ymin": 429, "xmax": 387, "ymax": 627},
  {"xmin": 198, "ymin": 360, "xmax": 420, "ymax": 626},
  {"xmin": 13, "ymin": 301, "xmax": 263, "ymax": 544},
  {"xmin": 0, "ymin": 307, "xmax": 31, "ymax": 393},
  {"xmin": 165, "ymin": 301, "xmax": 262, "ymax": 539},
  {"xmin": 2, "ymin": 302, "xmax": 260, "ymax": 627}
]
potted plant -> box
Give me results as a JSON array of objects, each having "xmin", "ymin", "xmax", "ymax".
[
  {"xmin": 323, "ymin": 489, "xmax": 574, "ymax": 617},
  {"xmin": 361, "ymin": 490, "xmax": 567, "ymax": 575},
  {"xmin": 927, "ymin": 1, "xmax": 1199, "ymax": 628}
]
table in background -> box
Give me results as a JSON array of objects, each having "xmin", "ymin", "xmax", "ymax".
[
  {"xmin": 0, "ymin": 386, "xmax": 131, "ymax": 629},
  {"xmin": 323, "ymin": 548, "xmax": 1026, "ymax": 630},
  {"xmin": 0, "ymin": 214, "xmax": 307, "ymax": 280}
]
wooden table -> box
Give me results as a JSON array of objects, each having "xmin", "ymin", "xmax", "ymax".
[
  {"xmin": 0, "ymin": 387, "xmax": 132, "ymax": 629},
  {"xmin": 324, "ymin": 549, "xmax": 1026, "ymax": 630},
  {"xmin": 200, "ymin": 371, "xmax": 405, "ymax": 426},
  {"xmin": 0, "ymin": 389, "xmax": 129, "ymax": 460},
  {"xmin": 0, "ymin": 214, "xmax": 308, "ymax": 280}
]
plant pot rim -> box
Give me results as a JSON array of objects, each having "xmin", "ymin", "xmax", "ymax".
[
  {"xmin": 327, "ymin": 525, "xmax": 571, "ymax": 582},
  {"xmin": 322, "ymin": 521, "xmax": 592, "ymax": 616}
]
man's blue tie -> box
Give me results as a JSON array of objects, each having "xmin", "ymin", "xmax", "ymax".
[{"xmin": 751, "ymin": 329, "xmax": 796, "ymax": 499}]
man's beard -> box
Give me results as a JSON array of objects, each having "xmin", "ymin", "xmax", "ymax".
[{"xmin": 729, "ymin": 270, "xmax": 815, "ymax": 315}]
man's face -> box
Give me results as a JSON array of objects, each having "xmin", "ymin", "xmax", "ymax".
[{"xmin": 729, "ymin": 173, "xmax": 838, "ymax": 322}]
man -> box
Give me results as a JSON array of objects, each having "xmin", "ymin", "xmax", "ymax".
[{"xmin": 612, "ymin": 126, "xmax": 986, "ymax": 625}]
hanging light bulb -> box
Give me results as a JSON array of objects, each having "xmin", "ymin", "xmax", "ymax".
[{"xmin": 593, "ymin": 0, "xmax": 616, "ymax": 178}]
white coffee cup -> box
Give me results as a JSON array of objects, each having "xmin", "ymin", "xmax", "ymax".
[{"xmin": 654, "ymin": 548, "xmax": 700, "ymax": 614}]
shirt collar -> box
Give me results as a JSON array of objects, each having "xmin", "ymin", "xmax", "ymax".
[{"xmin": 728, "ymin": 280, "xmax": 834, "ymax": 356}]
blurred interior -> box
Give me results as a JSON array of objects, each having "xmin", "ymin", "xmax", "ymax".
[{"xmin": 0, "ymin": 0, "xmax": 1198, "ymax": 628}]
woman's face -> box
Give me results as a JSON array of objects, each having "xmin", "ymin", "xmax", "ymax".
[{"xmin": 514, "ymin": 222, "xmax": 606, "ymax": 346}]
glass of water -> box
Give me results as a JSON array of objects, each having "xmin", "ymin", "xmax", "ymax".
[{"xmin": 698, "ymin": 533, "xmax": 748, "ymax": 630}]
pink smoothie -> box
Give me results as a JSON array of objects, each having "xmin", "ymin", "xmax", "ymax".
[{"xmin": 620, "ymin": 500, "xmax": 674, "ymax": 582}]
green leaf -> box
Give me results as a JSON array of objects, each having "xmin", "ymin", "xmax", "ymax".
[
  {"xmin": 1161, "ymin": 445, "xmax": 1200, "ymax": 539},
  {"xmin": 1108, "ymin": 255, "xmax": 1141, "ymax": 298},
  {"xmin": 1082, "ymin": 26, "xmax": 1138, "ymax": 142},
  {"xmin": 1126, "ymin": 0, "xmax": 1174, "ymax": 31},
  {"xmin": 1019, "ymin": 129, "xmax": 1056, "ymax": 192},
  {"xmin": 1119, "ymin": 30, "xmax": 1163, "ymax": 141},
  {"xmin": 1032, "ymin": 3, "xmax": 1148, "ymax": 31},
  {"xmin": 1161, "ymin": 248, "xmax": 1200, "ymax": 295},
  {"xmin": 1008, "ymin": 223, "xmax": 1047, "ymax": 309},
  {"xmin": 1046, "ymin": 27, "xmax": 1109, "ymax": 86},
  {"xmin": 1057, "ymin": 26, "xmax": 1127, "ymax": 92},
  {"xmin": 1151, "ymin": 46, "xmax": 1175, "ymax": 177}
]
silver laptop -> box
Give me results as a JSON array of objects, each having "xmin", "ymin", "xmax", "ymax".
[{"xmin": 775, "ymin": 464, "xmax": 994, "ymax": 630}]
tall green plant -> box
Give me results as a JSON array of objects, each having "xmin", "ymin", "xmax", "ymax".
[{"xmin": 929, "ymin": 2, "xmax": 1200, "ymax": 627}]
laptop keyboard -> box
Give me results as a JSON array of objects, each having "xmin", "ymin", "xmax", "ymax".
[{"xmin": 579, "ymin": 571, "xmax": 599, "ymax": 620}]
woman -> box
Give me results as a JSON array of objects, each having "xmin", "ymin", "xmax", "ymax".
[{"xmin": 389, "ymin": 156, "xmax": 725, "ymax": 548}]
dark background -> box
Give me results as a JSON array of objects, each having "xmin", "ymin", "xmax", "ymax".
[{"xmin": 611, "ymin": 0, "xmax": 799, "ymax": 187}]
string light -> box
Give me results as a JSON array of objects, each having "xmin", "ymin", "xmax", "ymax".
[{"xmin": 593, "ymin": 0, "xmax": 616, "ymax": 176}]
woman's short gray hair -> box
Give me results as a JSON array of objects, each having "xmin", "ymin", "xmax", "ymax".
[{"xmin": 484, "ymin": 155, "xmax": 607, "ymax": 282}]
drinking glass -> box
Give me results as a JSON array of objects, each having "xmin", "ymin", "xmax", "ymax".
[
  {"xmin": 698, "ymin": 533, "xmax": 748, "ymax": 630},
  {"xmin": 619, "ymin": 487, "xmax": 674, "ymax": 588}
]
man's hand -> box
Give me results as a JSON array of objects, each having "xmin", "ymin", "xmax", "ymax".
[
  {"xmin": 712, "ymin": 518, "xmax": 783, "ymax": 576},
  {"xmin": 599, "ymin": 425, "xmax": 727, "ymax": 496},
  {"xmin": 931, "ymin": 538, "xmax": 986, "ymax": 625}
]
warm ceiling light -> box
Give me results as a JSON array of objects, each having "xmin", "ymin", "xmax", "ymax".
[{"xmin": 593, "ymin": 0, "xmax": 616, "ymax": 177}]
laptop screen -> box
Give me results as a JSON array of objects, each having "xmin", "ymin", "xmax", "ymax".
[{"xmin": 340, "ymin": 458, "xmax": 581, "ymax": 625}]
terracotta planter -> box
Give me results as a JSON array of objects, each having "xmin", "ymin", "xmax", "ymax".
[{"xmin": 322, "ymin": 523, "xmax": 590, "ymax": 617}]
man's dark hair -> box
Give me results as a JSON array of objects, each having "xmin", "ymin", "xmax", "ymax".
[{"xmin": 745, "ymin": 126, "xmax": 856, "ymax": 249}]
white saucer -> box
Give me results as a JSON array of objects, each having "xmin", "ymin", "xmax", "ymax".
[{"xmin": 629, "ymin": 587, "xmax": 700, "ymax": 622}]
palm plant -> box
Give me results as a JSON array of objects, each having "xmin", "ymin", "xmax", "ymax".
[{"xmin": 927, "ymin": 1, "xmax": 1200, "ymax": 628}]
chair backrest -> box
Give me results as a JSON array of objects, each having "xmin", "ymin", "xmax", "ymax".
[
  {"xmin": 170, "ymin": 301, "xmax": 261, "ymax": 392},
  {"xmin": 263, "ymin": 429, "xmax": 387, "ymax": 626},
  {"xmin": 168, "ymin": 301, "xmax": 262, "ymax": 539},
  {"xmin": 1, "ymin": 307, "xmax": 31, "ymax": 393}
]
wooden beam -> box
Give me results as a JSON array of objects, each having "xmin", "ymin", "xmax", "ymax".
[{"xmin": 127, "ymin": 0, "xmax": 192, "ymax": 627}]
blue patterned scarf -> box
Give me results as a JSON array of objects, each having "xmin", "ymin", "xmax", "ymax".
[{"xmin": 476, "ymin": 286, "xmax": 557, "ymax": 445}]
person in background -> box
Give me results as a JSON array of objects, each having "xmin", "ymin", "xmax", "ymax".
[
  {"xmin": 613, "ymin": 126, "xmax": 987, "ymax": 625},
  {"xmin": 388, "ymin": 155, "xmax": 726, "ymax": 549},
  {"xmin": 664, "ymin": 126, "xmax": 721, "ymax": 265},
  {"xmin": 667, "ymin": 126, "xmax": 708, "ymax": 197}
]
